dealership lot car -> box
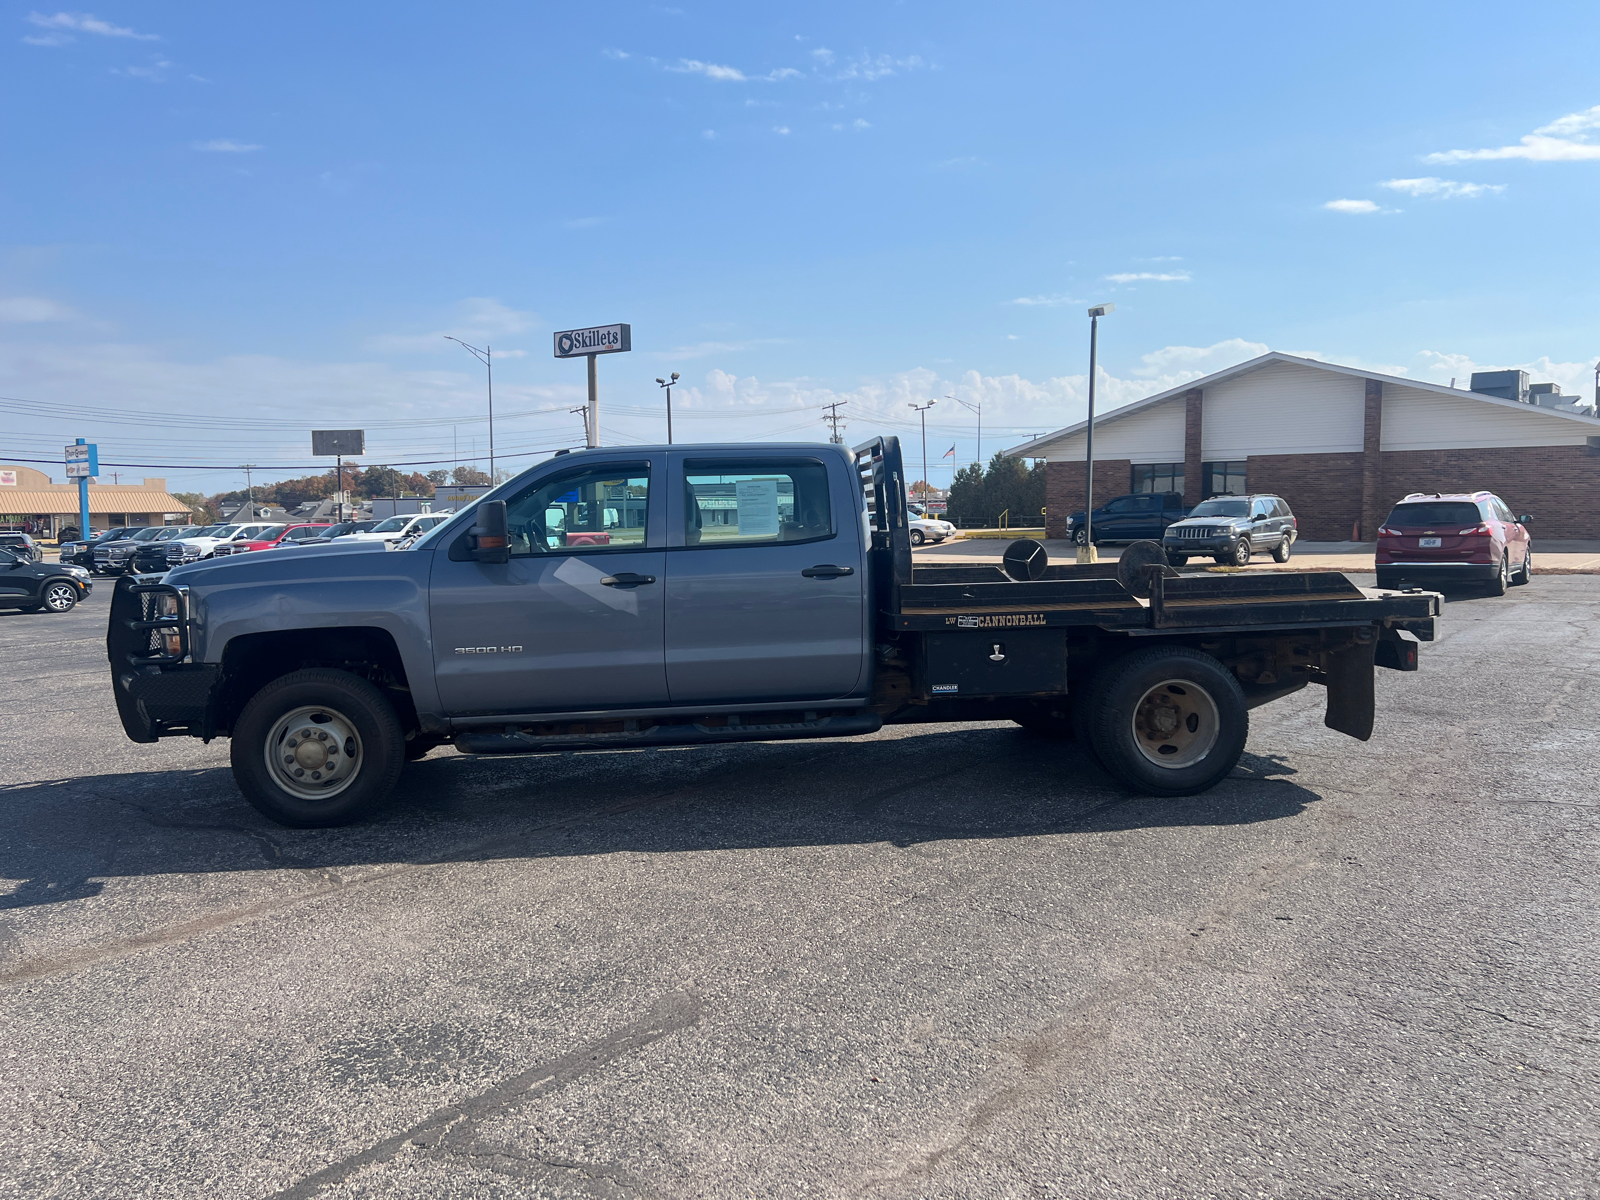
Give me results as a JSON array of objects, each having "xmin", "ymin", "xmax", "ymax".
[
  {"xmin": 1376, "ymin": 492, "xmax": 1531, "ymax": 594},
  {"xmin": 1163, "ymin": 494, "xmax": 1297, "ymax": 566},
  {"xmin": 1065, "ymin": 492, "xmax": 1188, "ymax": 546},
  {"xmin": 0, "ymin": 544, "xmax": 91, "ymax": 612},
  {"xmin": 0, "ymin": 532, "xmax": 42, "ymax": 562}
]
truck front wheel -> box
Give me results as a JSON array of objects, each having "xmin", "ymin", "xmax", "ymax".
[
  {"xmin": 230, "ymin": 668, "xmax": 405, "ymax": 827},
  {"xmin": 1083, "ymin": 647, "xmax": 1248, "ymax": 796}
]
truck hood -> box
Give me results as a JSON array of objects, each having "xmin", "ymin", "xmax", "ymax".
[{"xmin": 1165, "ymin": 515, "xmax": 1248, "ymax": 530}]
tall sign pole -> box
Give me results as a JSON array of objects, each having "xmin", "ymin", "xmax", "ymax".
[
  {"xmin": 65, "ymin": 438, "xmax": 97, "ymax": 535},
  {"xmin": 554, "ymin": 324, "xmax": 631, "ymax": 449},
  {"xmin": 312, "ymin": 430, "xmax": 365, "ymax": 522}
]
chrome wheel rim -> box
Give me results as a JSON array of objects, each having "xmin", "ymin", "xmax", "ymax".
[
  {"xmin": 1131, "ymin": 678, "xmax": 1220, "ymax": 769},
  {"xmin": 1234, "ymin": 541, "xmax": 1250, "ymax": 565},
  {"xmin": 263, "ymin": 705, "xmax": 363, "ymax": 800},
  {"xmin": 43, "ymin": 583, "xmax": 76, "ymax": 611}
]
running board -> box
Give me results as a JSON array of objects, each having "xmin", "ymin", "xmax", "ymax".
[{"xmin": 453, "ymin": 710, "xmax": 883, "ymax": 755}]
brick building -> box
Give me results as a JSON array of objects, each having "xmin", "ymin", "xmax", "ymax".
[{"xmin": 1008, "ymin": 353, "xmax": 1600, "ymax": 541}]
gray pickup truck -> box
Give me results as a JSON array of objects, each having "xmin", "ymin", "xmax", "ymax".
[{"xmin": 108, "ymin": 437, "xmax": 1440, "ymax": 827}]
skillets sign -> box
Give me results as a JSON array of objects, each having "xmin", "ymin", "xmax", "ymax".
[{"xmin": 553, "ymin": 324, "xmax": 631, "ymax": 358}]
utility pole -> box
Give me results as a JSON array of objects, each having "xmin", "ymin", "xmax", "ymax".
[
  {"xmin": 242, "ymin": 465, "xmax": 256, "ymax": 521},
  {"xmin": 655, "ymin": 373, "xmax": 680, "ymax": 444},
  {"xmin": 908, "ymin": 400, "xmax": 936, "ymax": 507},
  {"xmin": 445, "ymin": 337, "xmax": 495, "ymax": 481},
  {"xmin": 570, "ymin": 406, "xmax": 591, "ymax": 447},
  {"xmin": 586, "ymin": 354, "xmax": 598, "ymax": 449},
  {"xmin": 821, "ymin": 400, "xmax": 849, "ymax": 444}
]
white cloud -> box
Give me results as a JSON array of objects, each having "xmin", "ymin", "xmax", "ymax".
[
  {"xmin": 1324, "ymin": 199, "xmax": 1380, "ymax": 213},
  {"xmin": 669, "ymin": 58, "xmax": 801, "ymax": 83},
  {"xmin": 193, "ymin": 139, "xmax": 261, "ymax": 153},
  {"xmin": 1131, "ymin": 339, "xmax": 1269, "ymax": 378},
  {"xmin": 602, "ymin": 48, "xmax": 629, "ymax": 60},
  {"xmin": 700, "ymin": 129, "xmax": 716, "ymax": 140},
  {"xmin": 0, "ymin": 297, "xmax": 76, "ymax": 322},
  {"xmin": 852, "ymin": 118, "xmax": 870, "ymax": 130},
  {"xmin": 833, "ymin": 53, "xmax": 926, "ymax": 82},
  {"xmin": 364, "ymin": 298, "xmax": 541, "ymax": 353},
  {"xmin": 1104, "ymin": 270, "xmax": 1191, "ymax": 283},
  {"xmin": 1381, "ymin": 177, "xmax": 1503, "ymax": 199},
  {"xmin": 23, "ymin": 32, "xmax": 72, "ymax": 45},
  {"xmin": 773, "ymin": 125, "xmax": 790, "ymax": 135},
  {"xmin": 1417, "ymin": 350, "xmax": 1599, "ymax": 397},
  {"xmin": 1009, "ymin": 294, "xmax": 1081, "ymax": 307},
  {"xmin": 1425, "ymin": 105, "xmax": 1600, "ymax": 162},
  {"xmin": 811, "ymin": 47, "xmax": 834, "ymax": 64},
  {"xmin": 27, "ymin": 11, "xmax": 158, "ymax": 39}
]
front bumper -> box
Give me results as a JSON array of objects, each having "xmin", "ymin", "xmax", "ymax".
[
  {"xmin": 108, "ymin": 575, "xmax": 217, "ymax": 741},
  {"xmin": 1164, "ymin": 533, "xmax": 1242, "ymax": 556}
]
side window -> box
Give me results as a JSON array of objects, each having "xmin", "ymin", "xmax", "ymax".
[
  {"xmin": 502, "ymin": 465, "xmax": 651, "ymax": 556},
  {"xmin": 1129, "ymin": 495, "xmax": 1160, "ymax": 512},
  {"xmin": 1493, "ymin": 498, "xmax": 1513, "ymax": 523},
  {"xmin": 683, "ymin": 460, "xmax": 832, "ymax": 548},
  {"xmin": 1102, "ymin": 496, "xmax": 1133, "ymax": 513}
]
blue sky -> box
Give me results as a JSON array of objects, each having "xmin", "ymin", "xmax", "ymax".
[{"xmin": 3, "ymin": 0, "xmax": 1599, "ymax": 493}]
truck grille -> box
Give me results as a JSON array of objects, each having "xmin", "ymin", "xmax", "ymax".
[{"xmin": 1174, "ymin": 525, "xmax": 1222, "ymax": 540}]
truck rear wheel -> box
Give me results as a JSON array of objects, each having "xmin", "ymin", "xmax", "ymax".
[
  {"xmin": 230, "ymin": 668, "xmax": 405, "ymax": 827},
  {"xmin": 1083, "ymin": 647, "xmax": 1248, "ymax": 796}
]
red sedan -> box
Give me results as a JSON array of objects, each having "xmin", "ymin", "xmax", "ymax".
[{"xmin": 213, "ymin": 523, "xmax": 334, "ymax": 556}]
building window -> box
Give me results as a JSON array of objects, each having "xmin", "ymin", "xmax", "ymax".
[
  {"xmin": 1202, "ymin": 461, "xmax": 1246, "ymax": 498},
  {"xmin": 1131, "ymin": 463, "xmax": 1184, "ymax": 495}
]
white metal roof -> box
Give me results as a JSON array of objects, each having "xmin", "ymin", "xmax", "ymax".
[{"xmin": 1005, "ymin": 351, "xmax": 1600, "ymax": 457}]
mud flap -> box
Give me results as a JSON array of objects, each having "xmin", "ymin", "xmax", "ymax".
[{"xmin": 1323, "ymin": 637, "xmax": 1375, "ymax": 741}]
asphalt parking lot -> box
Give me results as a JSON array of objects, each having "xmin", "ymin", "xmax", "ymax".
[{"xmin": 2, "ymin": 578, "xmax": 1597, "ymax": 1199}]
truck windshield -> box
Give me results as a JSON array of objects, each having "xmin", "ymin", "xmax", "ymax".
[
  {"xmin": 1188, "ymin": 499, "xmax": 1249, "ymax": 518},
  {"xmin": 370, "ymin": 517, "xmax": 409, "ymax": 533}
]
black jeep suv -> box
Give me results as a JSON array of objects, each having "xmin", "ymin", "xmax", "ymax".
[{"xmin": 1162, "ymin": 494, "xmax": 1298, "ymax": 566}]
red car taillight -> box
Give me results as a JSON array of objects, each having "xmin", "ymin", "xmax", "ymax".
[
  {"xmin": 1458, "ymin": 524, "xmax": 1491, "ymax": 536},
  {"xmin": 1377, "ymin": 526, "xmax": 1400, "ymax": 538}
]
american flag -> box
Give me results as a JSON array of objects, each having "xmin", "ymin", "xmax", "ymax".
[{"xmin": 942, "ymin": 445, "xmax": 955, "ymax": 459}]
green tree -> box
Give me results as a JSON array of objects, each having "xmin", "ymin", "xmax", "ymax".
[
  {"xmin": 356, "ymin": 465, "xmax": 406, "ymax": 498},
  {"xmin": 451, "ymin": 465, "xmax": 491, "ymax": 486},
  {"xmin": 403, "ymin": 472, "xmax": 436, "ymax": 497},
  {"xmin": 946, "ymin": 462, "xmax": 986, "ymax": 524},
  {"xmin": 425, "ymin": 469, "xmax": 450, "ymax": 487},
  {"xmin": 173, "ymin": 492, "xmax": 219, "ymax": 523}
]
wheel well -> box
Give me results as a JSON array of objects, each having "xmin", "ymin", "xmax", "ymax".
[{"xmin": 217, "ymin": 627, "xmax": 417, "ymax": 737}]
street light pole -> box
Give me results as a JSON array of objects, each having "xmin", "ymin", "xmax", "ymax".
[
  {"xmin": 1081, "ymin": 303, "xmax": 1114, "ymax": 564},
  {"xmin": 949, "ymin": 394, "xmax": 981, "ymax": 467},
  {"xmin": 445, "ymin": 337, "xmax": 495, "ymax": 482},
  {"xmin": 655, "ymin": 372, "xmax": 680, "ymax": 444},
  {"xmin": 908, "ymin": 400, "xmax": 936, "ymax": 507}
]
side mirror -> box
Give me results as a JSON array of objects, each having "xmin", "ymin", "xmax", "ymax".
[
  {"xmin": 470, "ymin": 501, "xmax": 510, "ymax": 564},
  {"xmin": 1517, "ymin": 514, "xmax": 1532, "ymax": 524}
]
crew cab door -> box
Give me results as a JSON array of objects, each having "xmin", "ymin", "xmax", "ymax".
[
  {"xmin": 428, "ymin": 456, "xmax": 668, "ymax": 714},
  {"xmin": 664, "ymin": 452, "xmax": 868, "ymax": 703}
]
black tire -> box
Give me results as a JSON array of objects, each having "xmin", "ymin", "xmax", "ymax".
[
  {"xmin": 230, "ymin": 668, "xmax": 405, "ymax": 827},
  {"xmin": 1231, "ymin": 539, "xmax": 1252, "ymax": 567},
  {"xmin": 1512, "ymin": 548, "xmax": 1532, "ymax": 585},
  {"xmin": 1166, "ymin": 552, "xmax": 1188, "ymax": 568},
  {"xmin": 1083, "ymin": 647, "xmax": 1249, "ymax": 796},
  {"xmin": 910, "ymin": 529, "xmax": 925, "ymax": 547},
  {"xmin": 1375, "ymin": 570, "xmax": 1399, "ymax": 590},
  {"xmin": 1073, "ymin": 527, "xmax": 1090, "ymax": 546},
  {"xmin": 41, "ymin": 581, "xmax": 79, "ymax": 613},
  {"xmin": 1012, "ymin": 704, "xmax": 1075, "ymax": 740},
  {"xmin": 1487, "ymin": 553, "xmax": 1508, "ymax": 597},
  {"xmin": 1271, "ymin": 535, "xmax": 1292, "ymax": 564}
]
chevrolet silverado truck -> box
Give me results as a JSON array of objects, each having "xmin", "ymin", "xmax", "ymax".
[{"xmin": 108, "ymin": 437, "xmax": 1440, "ymax": 827}]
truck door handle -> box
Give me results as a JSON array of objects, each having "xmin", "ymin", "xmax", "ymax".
[
  {"xmin": 600, "ymin": 573, "xmax": 656, "ymax": 587},
  {"xmin": 801, "ymin": 565, "xmax": 855, "ymax": 578}
]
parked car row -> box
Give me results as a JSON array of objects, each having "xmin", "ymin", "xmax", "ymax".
[{"xmin": 53, "ymin": 515, "xmax": 455, "ymax": 577}]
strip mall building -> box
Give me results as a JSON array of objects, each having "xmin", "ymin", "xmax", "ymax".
[
  {"xmin": 0, "ymin": 465, "xmax": 193, "ymax": 537},
  {"xmin": 1010, "ymin": 353, "xmax": 1600, "ymax": 541}
]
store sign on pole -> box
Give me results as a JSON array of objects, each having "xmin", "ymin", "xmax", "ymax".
[
  {"xmin": 553, "ymin": 324, "xmax": 630, "ymax": 358},
  {"xmin": 311, "ymin": 430, "xmax": 365, "ymax": 456},
  {"xmin": 64, "ymin": 442, "xmax": 99, "ymax": 479}
]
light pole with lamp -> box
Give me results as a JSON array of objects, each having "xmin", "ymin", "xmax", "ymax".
[
  {"xmin": 655, "ymin": 373, "xmax": 680, "ymax": 443},
  {"xmin": 908, "ymin": 400, "xmax": 936, "ymax": 509},
  {"xmin": 444, "ymin": 337, "xmax": 495, "ymax": 483},
  {"xmin": 1080, "ymin": 303, "xmax": 1114, "ymax": 564}
]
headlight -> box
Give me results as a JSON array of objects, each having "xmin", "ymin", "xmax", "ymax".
[{"xmin": 66, "ymin": 566, "xmax": 90, "ymax": 579}]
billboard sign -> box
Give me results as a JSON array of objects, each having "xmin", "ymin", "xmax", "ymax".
[
  {"xmin": 64, "ymin": 442, "xmax": 99, "ymax": 479},
  {"xmin": 553, "ymin": 324, "xmax": 631, "ymax": 358},
  {"xmin": 312, "ymin": 429, "xmax": 366, "ymax": 456},
  {"xmin": 0, "ymin": 470, "xmax": 16, "ymax": 486}
]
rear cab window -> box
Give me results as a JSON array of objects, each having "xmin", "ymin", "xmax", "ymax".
[
  {"xmin": 1386, "ymin": 502, "xmax": 1482, "ymax": 529},
  {"xmin": 682, "ymin": 460, "xmax": 833, "ymax": 548}
]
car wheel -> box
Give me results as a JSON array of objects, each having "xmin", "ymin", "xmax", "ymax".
[
  {"xmin": 1376, "ymin": 570, "xmax": 1398, "ymax": 590},
  {"xmin": 1073, "ymin": 527, "xmax": 1090, "ymax": 546},
  {"xmin": 41, "ymin": 581, "xmax": 79, "ymax": 613},
  {"xmin": 1232, "ymin": 539, "xmax": 1252, "ymax": 567},
  {"xmin": 1083, "ymin": 647, "xmax": 1249, "ymax": 796},
  {"xmin": 1166, "ymin": 552, "xmax": 1188, "ymax": 568},
  {"xmin": 1512, "ymin": 548, "xmax": 1532, "ymax": 585},
  {"xmin": 910, "ymin": 529, "xmax": 925, "ymax": 547},
  {"xmin": 1271, "ymin": 535, "xmax": 1292, "ymax": 563},
  {"xmin": 1488, "ymin": 553, "xmax": 1509, "ymax": 596},
  {"xmin": 230, "ymin": 668, "xmax": 405, "ymax": 827}
]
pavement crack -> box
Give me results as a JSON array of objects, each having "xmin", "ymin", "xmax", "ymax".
[{"xmin": 266, "ymin": 992, "xmax": 700, "ymax": 1199}]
